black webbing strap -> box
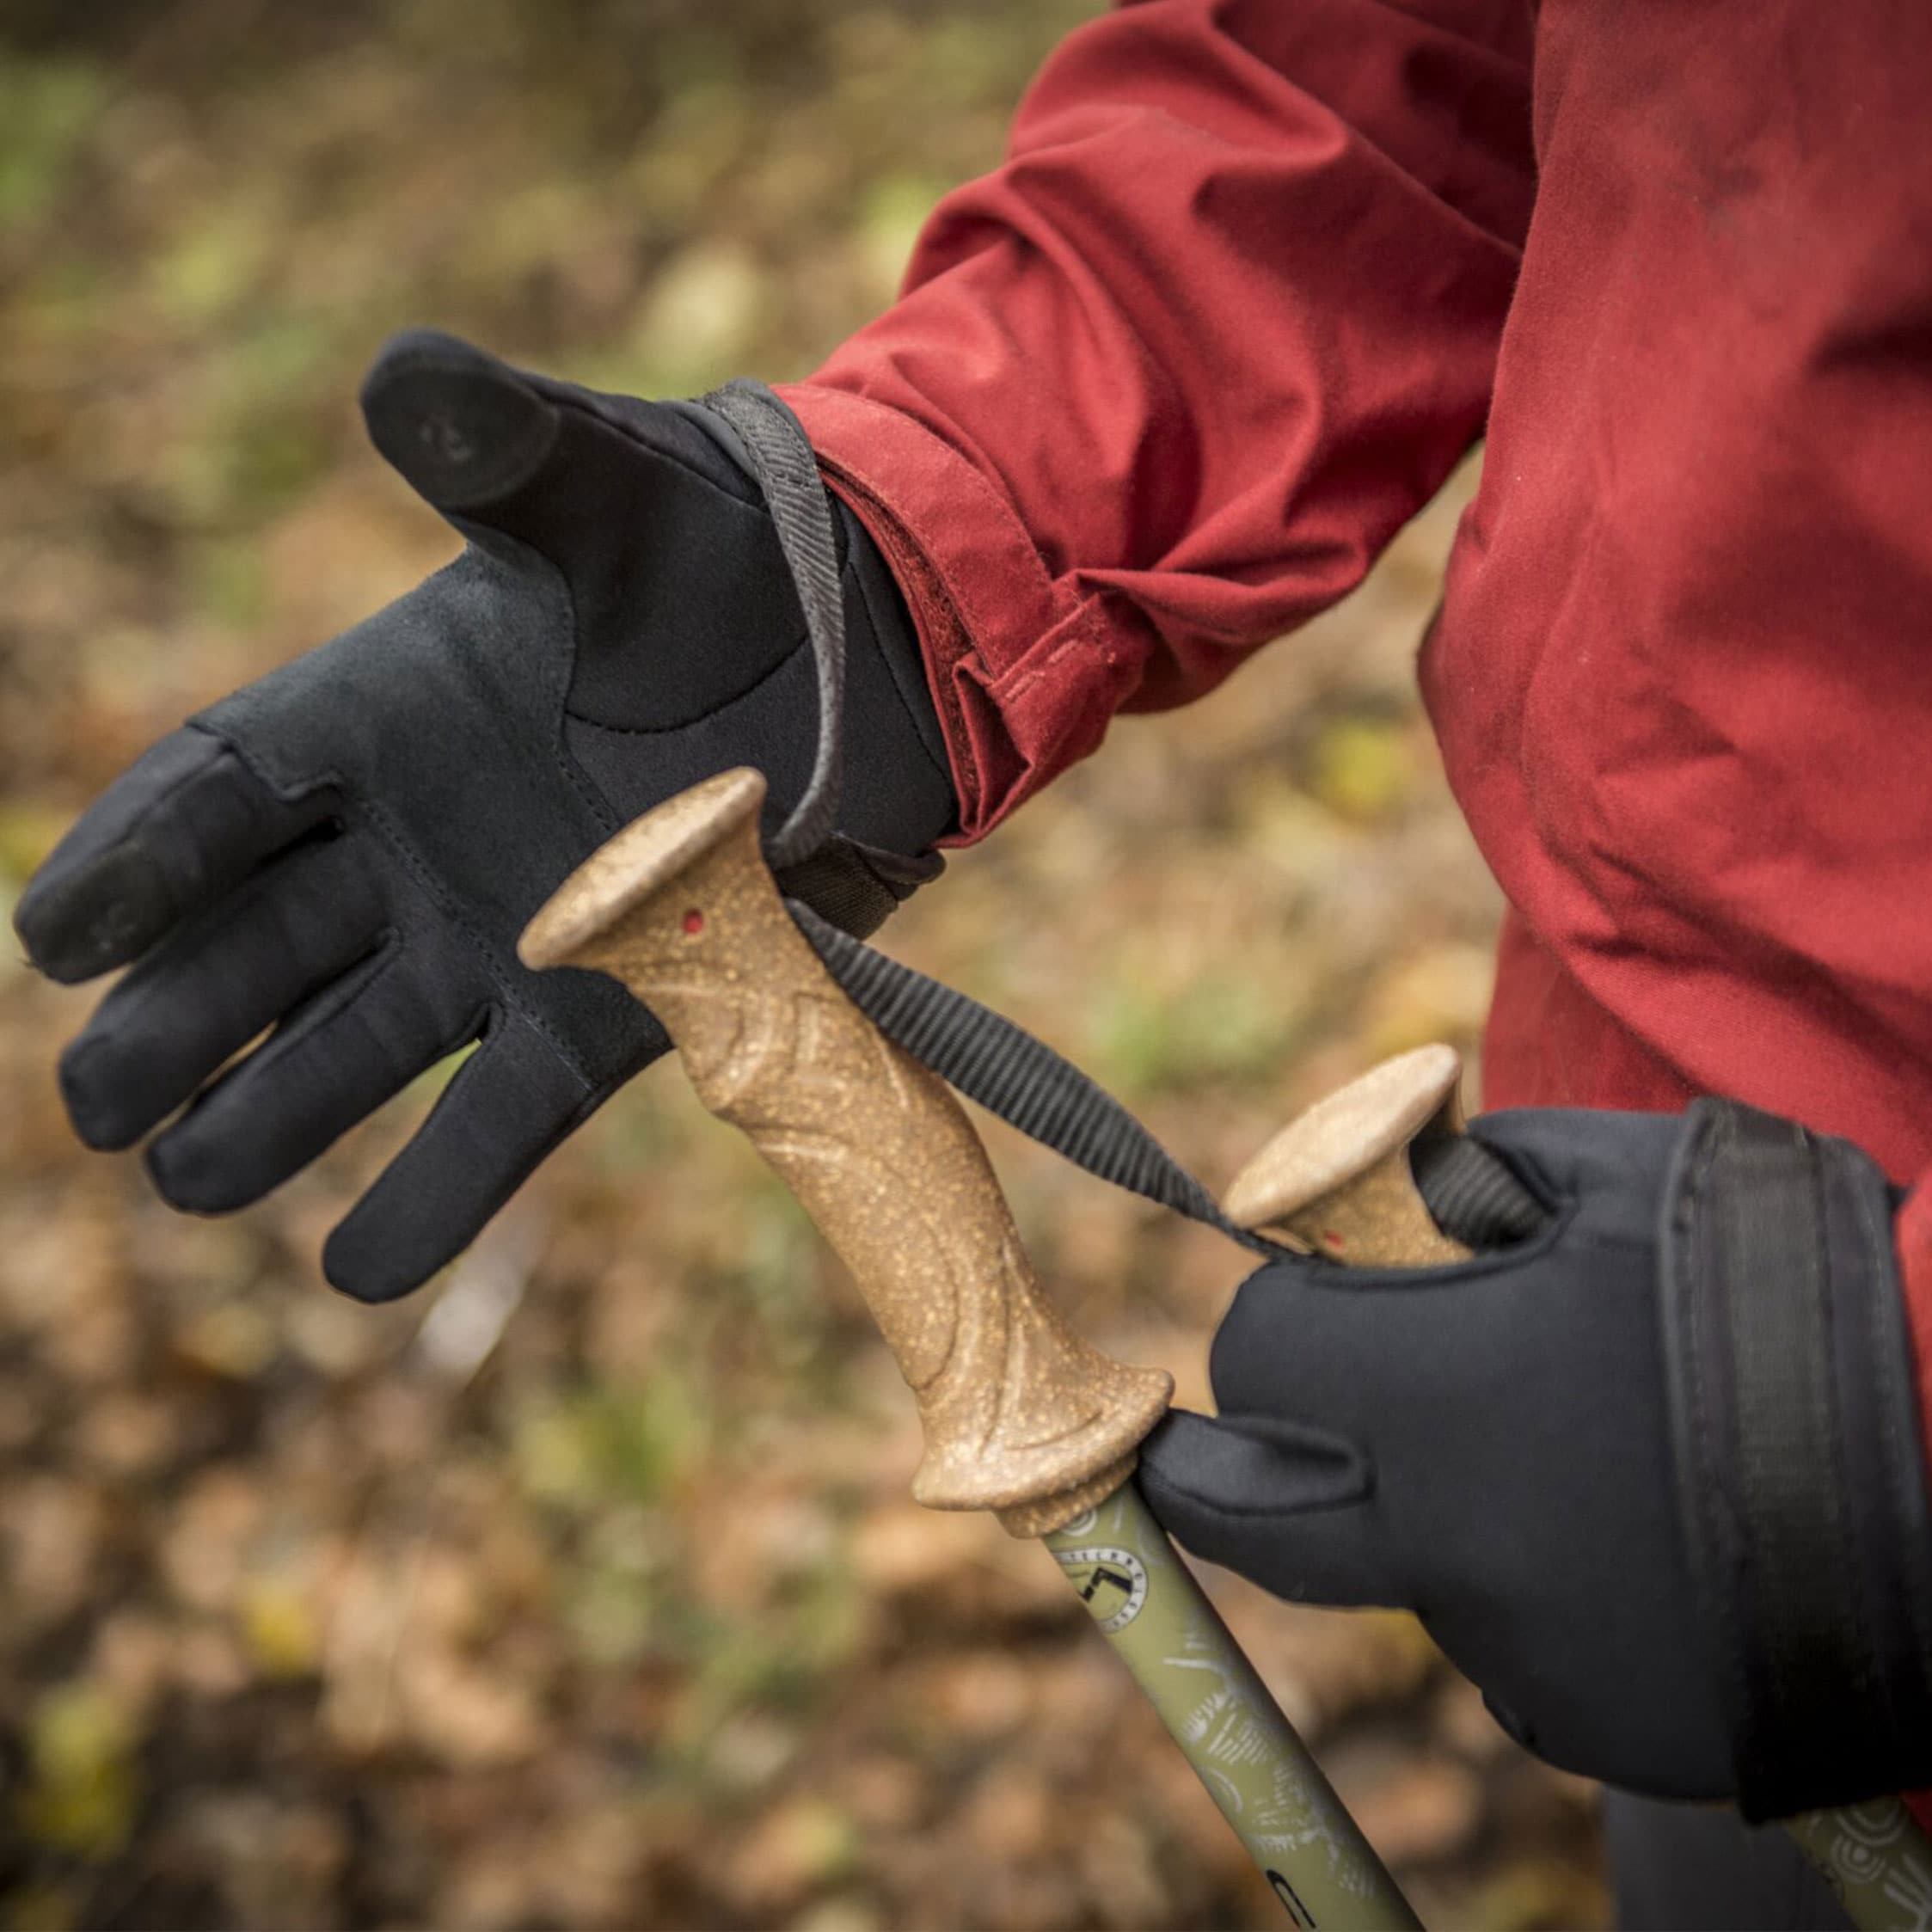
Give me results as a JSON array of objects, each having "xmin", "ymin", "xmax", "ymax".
[
  {"xmin": 790, "ymin": 902, "xmax": 1277, "ymax": 1258},
  {"xmin": 709, "ymin": 382, "xmax": 1543, "ymax": 1268},
  {"xmin": 1411, "ymin": 1132, "xmax": 1548, "ymax": 1248},
  {"xmin": 699, "ymin": 383, "xmax": 1265, "ymax": 1254},
  {"xmin": 702, "ymin": 379, "xmax": 944, "ymax": 941}
]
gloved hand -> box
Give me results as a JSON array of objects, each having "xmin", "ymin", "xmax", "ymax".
[
  {"xmin": 14, "ymin": 330, "xmax": 956, "ymax": 1302},
  {"xmin": 1139, "ymin": 1100, "xmax": 1932, "ymax": 1816}
]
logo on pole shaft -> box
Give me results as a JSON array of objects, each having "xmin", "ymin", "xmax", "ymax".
[{"xmin": 1054, "ymin": 1545, "xmax": 1150, "ymax": 1633}]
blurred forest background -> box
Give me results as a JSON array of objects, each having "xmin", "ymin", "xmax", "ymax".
[{"xmin": 0, "ymin": 2, "xmax": 1607, "ymax": 1927}]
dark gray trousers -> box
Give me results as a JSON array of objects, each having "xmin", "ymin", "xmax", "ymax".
[{"xmin": 1605, "ymin": 1793, "xmax": 1853, "ymax": 1931}]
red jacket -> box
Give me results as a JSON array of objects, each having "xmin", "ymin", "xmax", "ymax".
[{"xmin": 781, "ymin": 0, "xmax": 1932, "ymax": 1816}]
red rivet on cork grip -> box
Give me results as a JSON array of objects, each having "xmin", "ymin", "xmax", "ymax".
[{"xmin": 682, "ymin": 909, "xmax": 705, "ymax": 936}]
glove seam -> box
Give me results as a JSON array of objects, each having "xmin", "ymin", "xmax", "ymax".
[
  {"xmin": 531, "ymin": 378, "xmax": 767, "ymax": 516},
  {"xmin": 507, "ymin": 537, "xmax": 623, "ymax": 841},
  {"xmin": 559, "ymin": 556, "xmax": 949, "ymax": 832},
  {"xmin": 62, "ymin": 832, "xmax": 380, "ymax": 1121},
  {"xmin": 353, "ymin": 794, "xmax": 599, "ymax": 1091},
  {"xmin": 179, "ymin": 722, "xmax": 347, "ymax": 842},
  {"xmin": 431, "ymin": 532, "xmax": 618, "ymax": 843},
  {"xmin": 148, "ymin": 929, "xmax": 407, "ymax": 1202},
  {"xmin": 565, "ymin": 625, "xmax": 813, "ymax": 739},
  {"xmin": 189, "ymin": 741, "xmax": 604, "ymax": 1095}
]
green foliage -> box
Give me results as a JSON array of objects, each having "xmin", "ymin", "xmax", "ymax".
[
  {"xmin": 1088, "ymin": 972, "xmax": 1309, "ymax": 1098},
  {"xmin": 0, "ymin": 58, "xmax": 103, "ymax": 236},
  {"xmin": 514, "ymin": 1369, "xmax": 712, "ymax": 1512},
  {"xmin": 16, "ymin": 1683, "xmax": 138, "ymax": 1861},
  {"xmin": 1309, "ymin": 714, "xmax": 1420, "ymax": 824}
]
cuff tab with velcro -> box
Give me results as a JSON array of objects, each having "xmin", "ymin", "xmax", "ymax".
[{"xmin": 1661, "ymin": 1098, "xmax": 1932, "ymax": 1818}]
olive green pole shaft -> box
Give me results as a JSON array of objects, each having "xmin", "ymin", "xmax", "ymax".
[
  {"xmin": 1047, "ymin": 1479, "xmax": 1420, "ymax": 1929},
  {"xmin": 1785, "ymin": 1800, "xmax": 1932, "ymax": 1929}
]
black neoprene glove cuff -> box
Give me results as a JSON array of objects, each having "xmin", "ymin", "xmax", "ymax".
[
  {"xmin": 1662, "ymin": 1099, "xmax": 1932, "ymax": 1818},
  {"xmin": 1139, "ymin": 1095, "xmax": 1932, "ymax": 1810}
]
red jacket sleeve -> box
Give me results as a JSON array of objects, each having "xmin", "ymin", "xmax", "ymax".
[{"xmin": 781, "ymin": 0, "xmax": 1536, "ymax": 838}]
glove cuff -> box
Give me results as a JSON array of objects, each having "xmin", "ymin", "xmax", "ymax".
[
  {"xmin": 776, "ymin": 837, "xmax": 943, "ymax": 941},
  {"xmin": 1662, "ymin": 1098, "xmax": 1932, "ymax": 1817}
]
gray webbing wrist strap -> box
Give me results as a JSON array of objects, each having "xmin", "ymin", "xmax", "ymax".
[
  {"xmin": 709, "ymin": 382, "xmax": 1542, "ymax": 1260},
  {"xmin": 701, "ymin": 379, "xmax": 848, "ymax": 873}
]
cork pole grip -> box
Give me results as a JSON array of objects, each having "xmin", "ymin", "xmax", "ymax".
[
  {"xmin": 1222, "ymin": 1045, "xmax": 1473, "ymax": 1265},
  {"xmin": 519, "ymin": 769, "xmax": 1173, "ymax": 1537}
]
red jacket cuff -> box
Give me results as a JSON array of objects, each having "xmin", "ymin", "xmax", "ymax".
[{"xmin": 779, "ymin": 382, "xmax": 1131, "ymax": 843}]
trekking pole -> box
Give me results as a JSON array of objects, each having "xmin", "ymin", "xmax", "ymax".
[
  {"xmin": 1222, "ymin": 1045, "xmax": 1932, "ymax": 1932},
  {"xmin": 520, "ymin": 767, "xmax": 1419, "ymax": 1930}
]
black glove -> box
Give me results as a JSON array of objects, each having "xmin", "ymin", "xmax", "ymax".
[
  {"xmin": 1139, "ymin": 1101, "xmax": 1932, "ymax": 1816},
  {"xmin": 15, "ymin": 330, "xmax": 956, "ymax": 1302}
]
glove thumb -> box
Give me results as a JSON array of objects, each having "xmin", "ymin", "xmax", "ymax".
[
  {"xmin": 1137, "ymin": 1408, "xmax": 1395, "ymax": 1609},
  {"xmin": 360, "ymin": 328, "xmax": 563, "ymax": 525}
]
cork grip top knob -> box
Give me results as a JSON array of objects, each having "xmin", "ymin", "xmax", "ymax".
[
  {"xmin": 520, "ymin": 769, "xmax": 1173, "ymax": 1536},
  {"xmin": 1222, "ymin": 1044, "xmax": 1472, "ymax": 1266}
]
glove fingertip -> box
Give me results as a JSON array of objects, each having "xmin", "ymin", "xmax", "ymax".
[
  {"xmin": 1136, "ymin": 1410, "xmax": 1250, "ymax": 1554},
  {"xmin": 319, "ymin": 1218, "xmax": 430, "ymax": 1305},
  {"xmin": 15, "ymin": 843, "xmax": 177, "ymax": 984},
  {"xmin": 144, "ymin": 1130, "xmax": 240, "ymax": 1216},
  {"xmin": 1139, "ymin": 1411, "xmax": 1389, "ymax": 1609},
  {"xmin": 1139, "ymin": 1404, "xmax": 1372, "ymax": 1512},
  {"xmin": 58, "ymin": 1035, "xmax": 145, "ymax": 1152},
  {"xmin": 360, "ymin": 328, "xmax": 561, "ymax": 515}
]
